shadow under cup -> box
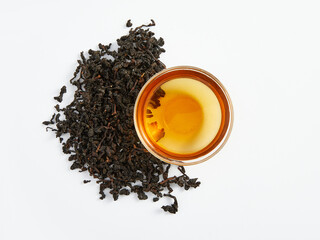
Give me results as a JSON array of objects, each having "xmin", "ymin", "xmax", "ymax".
[{"xmin": 134, "ymin": 66, "xmax": 233, "ymax": 166}]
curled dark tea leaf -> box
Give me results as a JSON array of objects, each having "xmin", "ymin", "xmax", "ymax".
[
  {"xmin": 162, "ymin": 194, "xmax": 178, "ymax": 214},
  {"xmin": 53, "ymin": 86, "xmax": 66, "ymax": 103},
  {"xmin": 126, "ymin": 19, "xmax": 132, "ymax": 27}
]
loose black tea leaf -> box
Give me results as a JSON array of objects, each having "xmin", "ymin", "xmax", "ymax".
[
  {"xmin": 43, "ymin": 20, "xmax": 200, "ymax": 214},
  {"xmin": 53, "ymin": 85, "xmax": 66, "ymax": 103},
  {"xmin": 126, "ymin": 19, "xmax": 132, "ymax": 27},
  {"xmin": 161, "ymin": 194, "xmax": 178, "ymax": 214}
]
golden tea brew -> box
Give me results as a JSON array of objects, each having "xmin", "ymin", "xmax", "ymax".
[
  {"xmin": 144, "ymin": 78, "xmax": 222, "ymax": 154},
  {"xmin": 134, "ymin": 66, "xmax": 233, "ymax": 165}
]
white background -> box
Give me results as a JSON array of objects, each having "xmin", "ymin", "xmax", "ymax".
[{"xmin": 1, "ymin": 0, "xmax": 320, "ymax": 239}]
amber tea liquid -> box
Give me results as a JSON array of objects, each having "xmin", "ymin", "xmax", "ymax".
[
  {"xmin": 134, "ymin": 66, "xmax": 232, "ymax": 164},
  {"xmin": 145, "ymin": 78, "xmax": 222, "ymax": 154}
]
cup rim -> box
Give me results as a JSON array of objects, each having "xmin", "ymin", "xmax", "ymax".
[{"xmin": 134, "ymin": 66, "xmax": 234, "ymax": 166}]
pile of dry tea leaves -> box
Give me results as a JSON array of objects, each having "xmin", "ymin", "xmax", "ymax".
[{"xmin": 43, "ymin": 20, "xmax": 200, "ymax": 214}]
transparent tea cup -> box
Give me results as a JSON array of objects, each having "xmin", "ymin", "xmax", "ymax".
[{"xmin": 134, "ymin": 66, "xmax": 233, "ymax": 166}]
